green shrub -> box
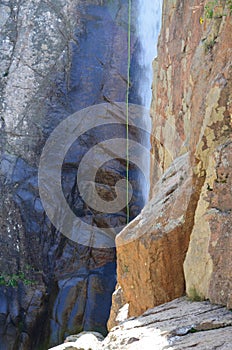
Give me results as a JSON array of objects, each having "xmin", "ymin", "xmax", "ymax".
[
  {"xmin": 204, "ymin": 0, "xmax": 232, "ymax": 19},
  {"xmin": 0, "ymin": 272, "xmax": 36, "ymax": 288}
]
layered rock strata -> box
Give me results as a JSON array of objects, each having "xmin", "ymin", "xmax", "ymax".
[{"xmin": 50, "ymin": 298, "xmax": 232, "ymax": 350}]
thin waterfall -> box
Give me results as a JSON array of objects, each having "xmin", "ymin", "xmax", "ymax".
[
  {"xmin": 135, "ymin": 0, "xmax": 163, "ymax": 203},
  {"xmin": 137, "ymin": 0, "xmax": 163, "ymax": 108}
]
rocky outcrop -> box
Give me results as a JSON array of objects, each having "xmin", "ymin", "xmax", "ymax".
[
  {"xmin": 107, "ymin": 286, "xmax": 128, "ymax": 331},
  {"xmin": 111, "ymin": 153, "xmax": 203, "ymax": 317},
  {"xmin": 184, "ymin": 140, "xmax": 232, "ymax": 307},
  {"xmin": 110, "ymin": 0, "xmax": 231, "ymax": 322},
  {"xmin": 50, "ymin": 298, "xmax": 232, "ymax": 349},
  {"xmin": 1, "ymin": 0, "xmax": 231, "ymax": 348},
  {"xmin": 150, "ymin": 0, "xmax": 231, "ymax": 182},
  {"xmin": 151, "ymin": 0, "xmax": 231, "ymax": 313},
  {"xmin": 0, "ymin": 1, "xmax": 144, "ymax": 349}
]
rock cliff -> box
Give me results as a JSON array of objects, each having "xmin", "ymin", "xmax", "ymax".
[
  {"xmin": 0, "ymin": 1, "xmax": 145, "ymax": 349},
  {"xmin": 110, "ymin": 0, "xmax": 231, "ymax": 326},
  {"xmin": 1, "ymin": 0, "xmax": 231, "ymax": 349}
]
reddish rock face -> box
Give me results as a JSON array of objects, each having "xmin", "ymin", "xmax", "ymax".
[
  {"xmin": 115, "ymin": 154, "xmax": 203, "ymax": 317},
  {"xmin": 150, "ymin": 0, "xmax": 231, "ymax": 185},
  {"xmin": 154, "ymin": 0, "xmax": 232, "ymax": 310},
  {"xmin": 111, "ymin": 0, "xmax": 232, "ymax": 320},
  {"xmin": 107, "ymin": 285, "xmax": 128, "ymax": 330}
]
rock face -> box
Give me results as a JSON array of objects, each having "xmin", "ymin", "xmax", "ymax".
[
  {"xmin": 150, "ymin": 0, "xmax": 231, "ymax": 182},
  {"xmin": 184, "ymin": 140, "xmax": 232, "ymax": 306},
  {"xmin": 50, "ymin": 298, "xmax": 232, "ymax": 350},
  {"xmin": 112, "ymin": 153, "xmax": 202, "ymax": 317},
  {"xmin": 0, "ymin": 1, "xmax": 145, "ymax": 349},
  {"xmin": 110, "ymin": 0, "xmax": 231, "ymax": 323},
  {"xmin": 107, "ymin": 285, "xmax": 128, "ymax": 331},
  {"xmin": 1, "ymin": 0, "xmax": 231, "ymax": 348}
]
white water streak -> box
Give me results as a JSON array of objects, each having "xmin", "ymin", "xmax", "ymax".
[{"xmin": 137, "ymin": 0, "xmax": 163, "ymax": 108}]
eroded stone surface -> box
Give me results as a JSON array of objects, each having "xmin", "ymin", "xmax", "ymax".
[
  {"xmin": 110, "ymin": 0, "xmax": 231, "ymax": 328},
  {"xmin": 150, "ymin": 0, "xmax": 232, "ymax": 313},
  {"xmin": 0, "ymin": 1, "xmax": 144, "ymax": 349},
  {"xmin": 113, "ymin": 153, "xmax": 203, "ymax": 317},
  {"xmin": 52, "ymin": 298, "xmax": 232, "ymax": 349},
  {"xmin": 107, "ymin": 285, "xmax": 128, "ymax": 330},
  {"xmin": 150, "ymin": 0, "xmax": 231, "ymax": 185},
  {"xmin": 184, "ymin": 141, "xmax": 232, "ymax": 307}
]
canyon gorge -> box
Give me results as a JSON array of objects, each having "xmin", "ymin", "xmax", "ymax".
[{"xmin": 0, "ymin": 0, "xmax": 231, "ymax": 349}]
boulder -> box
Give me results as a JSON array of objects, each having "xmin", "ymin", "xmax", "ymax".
[
  {"xmin": 103, "ymin": 297, "xmax": 232, "ymax": 350},
  {"xmin": 114, "ymin": 153, "xmax": 203, "ymax": 317}
]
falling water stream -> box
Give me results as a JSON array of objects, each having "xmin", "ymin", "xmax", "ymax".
[
  {"xmin": 137, "ymin": 0, "xmax": 163, "ymax": 108},
  {"xmin": 133, "ymin": 0, "xmax": 163, "ymax": 204}
]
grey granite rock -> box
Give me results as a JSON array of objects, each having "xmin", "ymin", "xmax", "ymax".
[
  {"xmin": 50, "ymin": 298, "xmax": 232, "ymax": 349},
  {"xmin": 0, "ymin": 1, "xmax": 145, "ymax": 349}
]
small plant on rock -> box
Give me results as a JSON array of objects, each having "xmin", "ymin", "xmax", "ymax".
[
  {"xmin": 204, "ymin": 38, "xmax": 216, "ymax": 53},
  {"xmin": 0, "ymin": 272, "xmax": 36, "ymax": 287},
  {"xmin": 204, "ymin": 0, "xmax": 232, "ymax": 20}
]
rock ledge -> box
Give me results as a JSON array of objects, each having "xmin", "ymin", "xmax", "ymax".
[{"xmin": 50, "ymin": 297, "xmax": 232, "ymax": 349}]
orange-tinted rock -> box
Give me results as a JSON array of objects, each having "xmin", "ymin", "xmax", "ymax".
[
  {"xmin": 115, "ymin": 154, "xmax": 203, "ymax": 316},
  {"xmin": 112, "ymin": 0, "xmax": 232, "ymax": 320},
  {"xmin": 150, "ymin": 0, "xmax": 231, "ymax": 187},
  {"xmin": 107, "ymin": 285, "xmax": 128, "ymax": 330}
]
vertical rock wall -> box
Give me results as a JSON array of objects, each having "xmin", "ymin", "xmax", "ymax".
[
  {"xmin": 109, "ymin": 0, "xmax": 231, "ymax": 325},
  {"xmin": 0, "ymin": 1, "xmax": 145, "ymax": 349},
  {"xmin": 150, "ymin": 0, "xmax": 232, "ymax": 307}
]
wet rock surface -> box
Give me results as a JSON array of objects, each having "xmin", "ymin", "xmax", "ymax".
[
  {"xmin": 0, "ymin": 1, "xmax": 145, "ymax": 349},
  {"xmin": 50, "ymin": 298, "xmax": 232, "ymax": 349}
]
